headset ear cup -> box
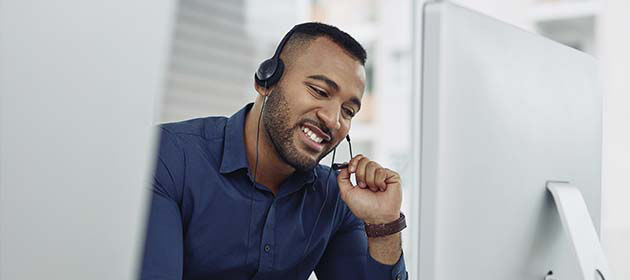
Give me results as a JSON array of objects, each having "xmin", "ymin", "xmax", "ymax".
[
  {"xmin": 265, "ymin": 58, "xmax": 284, "ymax": 87},
  {"xmin": 255, "ymin": 58, "xmax": 277, "ymax": 87},
  {"xmin": 254, "ymin": 72, "xmax": 265, "ymax": 88}
]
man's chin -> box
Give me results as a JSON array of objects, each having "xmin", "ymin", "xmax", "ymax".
[
  {"xmin": 289, "ymin": 138, "xmax": 331, "ymax": 169},
  {"xmin": 300, "ymin": 150, "xmax": 322, "ymax": 165},
  {"xmin": 289, "ymin": 149, "xmax": 323, "ymax": 171}
]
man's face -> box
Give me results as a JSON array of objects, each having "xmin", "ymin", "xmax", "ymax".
[{"xmin": 263, "ymin": 37, "xmax": 366, "ymax": 171}]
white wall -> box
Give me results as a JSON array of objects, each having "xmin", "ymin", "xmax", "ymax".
[
  {"xmin": 375, "ymin": 0, "xmax": 417, "ymax": 277},
  {"xmin": 0, "ymin": 0, "xmax": 175, "ymax": 279}
]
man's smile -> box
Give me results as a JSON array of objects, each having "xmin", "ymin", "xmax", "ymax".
[{"xmin": 298, "ymin": 125, "xmax": 327, "ymax": 153}]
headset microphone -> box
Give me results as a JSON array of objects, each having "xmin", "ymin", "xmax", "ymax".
[{"xmin": 331, "ymin": 135, "xmax": 353, "ymax": 170}]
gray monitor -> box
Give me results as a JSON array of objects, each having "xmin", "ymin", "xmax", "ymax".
[
  {"xmin": 0, "ymin": 1, "xmax": 174, "ymax": 279},
  {"xmin": 416, "ymin": 2, "xmax": 607, "ymax": 279}
]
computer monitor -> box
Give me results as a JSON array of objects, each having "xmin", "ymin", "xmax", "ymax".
[
  {"xmin": 0, "ymin": 1, "xmax": 174, "ymax": 278},
  {"xmin": 416, "ymin": 2, "xmax": 608, "ymax": 279}
]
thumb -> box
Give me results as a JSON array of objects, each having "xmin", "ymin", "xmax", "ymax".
[{"xmin": 336, "ymin": 166, "xmax": 354, "ymax": 196}]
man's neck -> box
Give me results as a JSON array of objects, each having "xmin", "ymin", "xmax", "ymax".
[{"xmin": 244, "ymin": 101, "xmax": 295, "ymax": 194}]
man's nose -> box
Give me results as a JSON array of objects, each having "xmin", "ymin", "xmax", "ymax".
[{"xmin": 316, "ymin": 105, "xmax": 341, "ymax": 131}]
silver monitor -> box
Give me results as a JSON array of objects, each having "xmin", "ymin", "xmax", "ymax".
[
  {"xmin": 0, "ymin": 1, "xmax": 174, "ymax": 278},
  {"xmin": 416, "ymin": 2, "xmax": 607, "ymax": 279}
]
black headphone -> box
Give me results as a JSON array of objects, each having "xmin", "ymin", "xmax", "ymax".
[{"xmin": 254, "ymin": 26, "xmax": 297, "ymax": 88}]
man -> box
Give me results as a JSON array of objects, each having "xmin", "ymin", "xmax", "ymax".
[{"xmin": 141, "ymin": 22, "xmax": 408, "ymax": 280}]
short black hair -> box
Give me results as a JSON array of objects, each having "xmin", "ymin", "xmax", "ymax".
[{"xmin": 282, "ymin": 22, "xmax": 367, "ymax": 66}]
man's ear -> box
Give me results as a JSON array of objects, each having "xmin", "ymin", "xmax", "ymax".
[{"xmin": 254, "ymin": 81, "xmax": 271, "ymax": 98}]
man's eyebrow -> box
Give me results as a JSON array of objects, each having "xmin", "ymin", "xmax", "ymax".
[
  {"xmin": 307, "ymin": 74, "xmax": 362, "ymax": 110},
  {"xmin": 307, "ymin": 74, "xmax": 339, "ymax": 92}
]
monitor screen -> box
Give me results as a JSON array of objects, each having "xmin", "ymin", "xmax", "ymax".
[{"xmin": 416, "ymin": 2, "xmax": 602, "ymax": 279}]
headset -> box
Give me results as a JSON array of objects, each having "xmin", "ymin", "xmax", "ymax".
[
  {"xmin": 254, "ymin": 26, "xmax": 296, "ymax": 89},
  {"xmin": 252, "ymin": 25, "xmax": 355, "ymax": 278}
]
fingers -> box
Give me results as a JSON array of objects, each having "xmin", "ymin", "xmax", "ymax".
[
  {"xmin": 355, "ymin": 156, "xmax": 370, "ymax": 189},
  {"xmin": 347, "ymin": 154, "xmax": 388, "ymax": 192},
  {"xmin": 348, "ymin": 154, "xmax": 364, "ymax": 173},
  {"xmin": 348, "ymin": 154, "xmax": 364, "ymax": 188},
  {"xmin": 364, "ymin": 161, "xmax": 380, "ymax": 192},
  {"xmin": 374, "ymin": 167, "xmax": 388, "ymax": 192},
  {"xmin": 336, "ymin": 166, "xmax": 353, "ymax": 196}
]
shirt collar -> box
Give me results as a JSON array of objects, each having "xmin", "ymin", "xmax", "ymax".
[{"xmin": 219, "ymin": 103, "xmax": 252, "ymax": 174}]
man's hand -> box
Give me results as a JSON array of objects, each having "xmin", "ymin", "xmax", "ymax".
[{"xmin": 336, "ymin": 154, "xmax": 402, "ymax": 225}]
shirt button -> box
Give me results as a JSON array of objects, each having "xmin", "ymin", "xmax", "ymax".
[{"xmin": 264, "ymin": 244, "xmax": 271, "ymax": 252}]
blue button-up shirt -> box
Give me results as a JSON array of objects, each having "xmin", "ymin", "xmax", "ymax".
[{"xmin": 140, "ymin": 103, "xmax": 408, "ymax": 280}]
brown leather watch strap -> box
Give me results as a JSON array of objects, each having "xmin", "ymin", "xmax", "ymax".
[{"xmin": 364, "ymin": 212, "xmax": 407, "ymax": 238}]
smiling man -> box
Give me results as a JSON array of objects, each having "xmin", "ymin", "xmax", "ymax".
[{"xmin": 140, "ymin": 22, "xmax": 408, "ymax": 280}]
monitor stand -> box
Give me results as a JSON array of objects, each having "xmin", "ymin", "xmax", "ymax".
[{"xmin": 546, "ymin": 181, "xmax": 611, "ymax": 280}]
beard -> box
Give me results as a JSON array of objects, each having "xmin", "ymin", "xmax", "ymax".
[{"xmin": 262, "ymin": 86, "xmax": 336, "ymax": 171}]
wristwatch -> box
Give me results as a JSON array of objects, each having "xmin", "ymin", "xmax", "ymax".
[{"xmin": 364, "ymin": 212, "xmax": 407, "ymax": 238}]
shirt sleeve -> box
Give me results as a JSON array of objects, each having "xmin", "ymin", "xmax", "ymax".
[
  {"xmin": 139, "ymin": 128, "xmax": 186, "ymax": 280},
  {"xmin": 314, "ymin": 207, "xmax": 408, "ymax": 280}
]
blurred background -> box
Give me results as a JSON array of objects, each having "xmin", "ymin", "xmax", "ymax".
[
  {"xmin": 1, "ymin": 0, "xmax": 628, "ymax": 279},
  {"xmin": 161, "ymin": 0, "xmax": 628, "ymax": 279}
]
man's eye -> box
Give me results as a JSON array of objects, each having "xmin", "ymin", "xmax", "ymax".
[
  {"xmin": 343, "ymin": 108, "xmax": 355, "ymax": 118},
  {"xmin": 310, "ymin": 86, "xmax": 328, "ymax": 97}
]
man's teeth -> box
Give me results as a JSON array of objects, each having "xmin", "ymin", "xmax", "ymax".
[{"xmin": 301, "ymin": 126, "xmax": 324, "ymax": 144}]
